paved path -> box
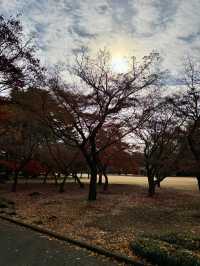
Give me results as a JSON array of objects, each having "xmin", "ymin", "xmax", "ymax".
[{"xmin": 0, "ymin": 219, "xmax": 118, "ymax": 266}]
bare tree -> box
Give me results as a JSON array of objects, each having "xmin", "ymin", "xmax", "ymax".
[
  {"xmin": 134, "ymin": 97, "xmax": 182, "ymax": 196},
  {"xmin": 45, "ymin": 50, "xmax": 162, "ymax": 200},
  {"xmin": 170, "ymin": 57, "xmax": 200, "ymax": 190}
]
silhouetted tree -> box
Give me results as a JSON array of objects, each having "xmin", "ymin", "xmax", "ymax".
[
  {"xmin": 170, "ymin": 57, "xmax": 200, "ymax": 190},
  {"xmin": 134, "ymin": 97, "xmax": 182, "ymax": 196},
  {"xmin": 47, "ymin": 50, "xmax": 163, "ymax": 200},
  {"xmin": 0, "ymin": 15, "xmax": 43, "ymax": 94}
]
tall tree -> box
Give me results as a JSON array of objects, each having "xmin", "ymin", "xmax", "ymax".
[{"xmin": 46, "ymin": 50, "xmax": 162, "ymax": 200}]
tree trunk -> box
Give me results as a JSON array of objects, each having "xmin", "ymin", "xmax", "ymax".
[
  {"xmin": 24, "ymin": 173, "xmax": 29, "ymax": 185},
  {"xmin": 103, "ymin": 172, "xmax": 108, "ymax": 191},
  {"xmin": 188, "ymin": 135, "xmax": 200, "ymax": 191},
  {"xmin": 59, "ymin": 175, "xmax": 67, "ymax": 193},
  {"xmin": 157, "ymin": 180, "xmax": 161, "ymax": 188},
  {"xmin": 148, "ymin": 176, "xmax": 155, "ymax": 196},
  {"xmin": 88, "ymin": 164, "xmax": 97, "ymax": 201},
  {"xmin": 42, "ymin": 171, "xmax": 49, "ymax": 184},
  {"xmin": 73, "ymin": 172, "xmax": 84, "ymax": 188},
  {"xmin": 196, "ymin": 176, "xmax": 200, "ymax": 191},
  {"xmin": 98, "ymin": 172, "xmax": 102, "ymax": 185},
  {"xmin": 155, "ymin": 178, "xmax": 161, "ymax": 188},
  {"xmin": 12, "ymin": 172, "xmax": 19, "ymax": 192},
  {"xmin": 53, "ymin": 173, "xmax": 58, "ymax": 186}
]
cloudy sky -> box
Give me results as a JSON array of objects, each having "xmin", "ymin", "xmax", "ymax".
[{"xmin": 1, "ymin": 0, "xmax": 200, "ymax": 76}]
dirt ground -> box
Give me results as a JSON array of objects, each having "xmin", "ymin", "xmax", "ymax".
[{"xmin": 0, "ymin": 178, "xmax": 200, "ymax": 261}]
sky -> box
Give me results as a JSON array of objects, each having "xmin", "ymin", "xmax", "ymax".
[{"xmin": 1, "ymin": 0, "xmax": 200, "ymax": 77}]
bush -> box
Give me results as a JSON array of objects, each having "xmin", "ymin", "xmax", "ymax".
[
  {"xmin": 0, "ymin": 197, "xmax": 15, "ymax": 211},
  {"xmin": 157, "ymin": 233, "xmax": 200, "ymax": 251},
  {"xmin": 0, "ymin": 198, "xmax": 9, "ymax": 209},
  {"xmin": 131, "ymin": 237, "xmax": 200, "ymax": 266}
]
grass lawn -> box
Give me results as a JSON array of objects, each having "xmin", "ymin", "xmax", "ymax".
[{"xmin": 0, "ymin": 177, "xmax": 200, "ymax": 262}]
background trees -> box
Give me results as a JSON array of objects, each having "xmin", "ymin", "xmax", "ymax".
[
  {"xmin": 96, "ymin": 126, "xmax": 135, "ymax": 190},
  {"xmin": 133, "ymin": 96, "xmax": 183, "ymax": 196},
  {"xmin": 170, "ymin": 58, "xmax": 200, "ymax": 190},
  {"xmin": 0, "ymin": 15, "xmax": 46, "ymax": 190},
  {"xmin": 0, "ymin": 15, "xmax": 43, "ymax": 94},
  {"xmin": 0, "ymin": 93, "xmax": 48, "ymax": 191}
]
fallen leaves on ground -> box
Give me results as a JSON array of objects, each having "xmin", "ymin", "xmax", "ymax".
[{"xmin": 0, "ymin": 182, "xmax": 200, "ymax": 263}]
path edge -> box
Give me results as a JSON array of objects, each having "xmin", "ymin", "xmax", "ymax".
[{"xmin": 0, "ymin": 215, "xmax": 145, "ymax": 266}]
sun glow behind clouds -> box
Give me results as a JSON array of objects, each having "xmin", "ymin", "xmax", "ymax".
[{"xmin": 111, "ymin": 56, "xmax": 129, "ymax": 73}]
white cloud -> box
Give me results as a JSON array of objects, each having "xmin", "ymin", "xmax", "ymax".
[{"xmin": 0, "ymin": 0, "xmax": 200, "ymax": 76}]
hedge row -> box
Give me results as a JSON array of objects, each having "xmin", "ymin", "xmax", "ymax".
[{"xmin": 131, "ymin": 237, "xmax": 200, "ymax": 266}]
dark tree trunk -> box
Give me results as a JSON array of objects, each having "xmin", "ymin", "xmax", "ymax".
[
  {"xmin": 103, "ymin": 172, "xmax": 108, "ymax": 191},
  {"xmin": 87, "ymin": 171, "xmax": 90, "ymax": 179},
  {"xmin": 157, "ymin": 180, "xmax": 161, "ymax": 188},
  {"xmin": 12, "ymin": 172, "xmax": 19, "ymax": 192},
  {"xmin": 42, "ymin": 171, "xmax": 50, "ymax": 184},
  {"xmin": 53, "ymin": 173, "xmax": 58, "ymax": 186},
  {"xmin": 98, "ymin": 172, "xmax": 102, "ymax": 185},
  {"xmin": 24, "ymin": 172, "xmax": 29, "ymax": 185},
  {"xmin": 88, "ymin": 164, "xmax": 97, "ymax": 201},
  {"xmin": 188, "ymin": 134, "xmax": 200, "ymax": 191},
  {"xmin": 148, "ymin": 176, "xmax": 155, "ymax": 196},
  {"xmin": 196, "ymin": 176, "xmax": 200, "ymax": 191},
  {"xmin": 155, "ymin": 178, "xmax": 161, "ymax": 188},
  {"xmin": 73, "ymin": 172, "xmax": 84, "ymax": 188},
  {"xmin": 59, "ymin": 175, "xmax": 67, "ymax": 193},
  {"xmin": 42, "ymin": 175, "xmax": 47, "ymax": 184}
]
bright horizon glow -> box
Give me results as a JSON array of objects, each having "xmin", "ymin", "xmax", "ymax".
[{"xmin": 111, "ymin": 56, "xmax": 129, "ymax": 73}]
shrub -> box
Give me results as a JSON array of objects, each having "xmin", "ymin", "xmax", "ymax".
[
  {"xmin": 131, "ymin": 237, "xmax": 200, "ymax": 266},
  {"xmin": 158, "ymin": 233, "xmax": 200, "ymax": 251}
]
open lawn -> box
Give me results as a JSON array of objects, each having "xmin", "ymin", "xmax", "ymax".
[
  {"xmin": 83, "ymin": 175, "xmax": 198, "ymax": 191},
  {"xmin": 12, "ymin": 175, "xmax": 198, "ymax": 191},
  {"xmin": 0, "ymin": 176, "xmax": 200, "ymax": 263}
]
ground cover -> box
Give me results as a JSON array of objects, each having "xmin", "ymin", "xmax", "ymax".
[{"xmin": 0, "ymin": 179, "xmax": 199, "ymax": 263}]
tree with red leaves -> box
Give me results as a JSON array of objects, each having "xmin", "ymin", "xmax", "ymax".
[{"xmin": 0, "ymin": 92, "xmax": 49, "ymax": 191}]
